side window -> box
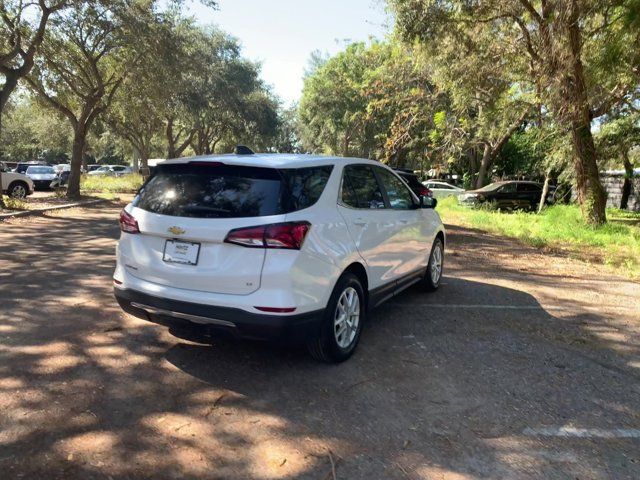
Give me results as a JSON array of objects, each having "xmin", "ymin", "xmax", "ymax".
[
  {"xmin": 499, "ymin": 183, "xmax": 517, "ymax": 194},
  {"xmin": 280, "ymin": 166, "xmax": 333, "ymax": 212},
  {"xmin": 341, "ymin": 165, "xmax": 385, "ymax": 209},
  {"xmin": 517, "ymin": 183, "xmax": 540, "ymax": 193},
  {"xmin": 375, "ymin": 167, "xmax": 416, "ymax": 210}
]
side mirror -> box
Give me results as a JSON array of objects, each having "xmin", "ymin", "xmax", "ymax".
[{"xmin": 420, "ymin": 196, "xmax": 438, "ymax": 209}]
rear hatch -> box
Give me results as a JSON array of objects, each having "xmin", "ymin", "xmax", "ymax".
[
  {"xmin": 122, "ymin": 161, "xmax": 333, "ymax": 296},
  {"xmin": 125, "ymin": 162, "xmax": 286, "ymax": 295}
]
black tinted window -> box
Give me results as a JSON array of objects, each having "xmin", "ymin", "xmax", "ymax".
[
  {"xmin": 133, "ymin": 163, "xmax": 332, "ymax": 218},
  {"xmin": 341, "ymin": 165, "xmax": 385, "ymax": 209},
  {"xmin": 280, "ymin": 166, "xmax": 333, "ymax": 212},
  {"xmin": 376, "ymin": 168, "xmax": 416, "ymax": 210},
  {"xmin": 517, "ymin": 183, "xmax": 541, "ymax": 192},
  {"xmin": 397, "ymin": 172, "xmax": 423, "ymax": 191},
  {"xmin": 498, "ymin": 183, "xmax": 517, "ymax": 193}
]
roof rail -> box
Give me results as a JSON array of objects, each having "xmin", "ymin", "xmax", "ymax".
[{"xmin": 234, "ymin": 145, "xmax": 255, "ymax": 155}]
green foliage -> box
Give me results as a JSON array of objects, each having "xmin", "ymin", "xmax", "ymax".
[
  {"xmin": 437, "ymin": 196, "xmax": 640, "ymax": 276},
  {"xmin": 0, "ymin": 195, "xmax": 26, "ymax": 210},
  {"xmin": 0, "ymin": 97, "xmax": 71, "ymax": 162},
  {"xmin": 80, "ymin": 174, "xmax": 144, "ymax": 194}
]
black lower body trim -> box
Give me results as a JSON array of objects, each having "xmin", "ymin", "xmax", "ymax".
[
  {"xmin": 368, "ymin": 267, "xmax": 427, "ymax": 309},
  {"xmin": 114, "ymin": 288, "xmax": 324, "ymax": 344}
]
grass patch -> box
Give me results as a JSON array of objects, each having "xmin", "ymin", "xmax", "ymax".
[
  {"xmin": 437, "ymin": 196, "xmax": 640, "ymax": 277},
  {"xmin": 81, "ymin": 174, "xmax": 144, "ymax": 194},
  {"xmin": 1, "ymin": 195, "xmax": 27, "ymax": 211}
]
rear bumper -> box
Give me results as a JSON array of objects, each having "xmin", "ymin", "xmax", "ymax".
[{"xmin": 114, "ymin": 287, "xmax": 324, "ymax": 343}]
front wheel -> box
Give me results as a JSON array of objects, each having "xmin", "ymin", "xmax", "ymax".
[
  {"xmin": 8, "ymin": 182, "xmax": 28, "ymax": 199},
  {"xmin": 422, "ymin": 237, "xmax": 444, "ymax": 291},
  {"xmin": 307, "ymin": 273, "xmax": 365, "ymax": 363}
]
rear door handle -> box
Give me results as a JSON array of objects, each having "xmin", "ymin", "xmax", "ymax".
[{"xmin": 353, "ymin": 218, "xmax": 367, "ymax": 226}]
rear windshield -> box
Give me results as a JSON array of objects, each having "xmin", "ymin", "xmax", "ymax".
[{"xmin": 132, "ymin": 163, "xmax": 333, "ymax": 218}]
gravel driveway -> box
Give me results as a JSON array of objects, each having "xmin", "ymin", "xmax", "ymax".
[{"xmin": 1, "ymin": 203, "xmax": 639, "ymax": 479}]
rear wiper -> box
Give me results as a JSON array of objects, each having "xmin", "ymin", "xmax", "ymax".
[{"xmin": 183, "ymin": 206, "xmax": 232, "ymax": 216}]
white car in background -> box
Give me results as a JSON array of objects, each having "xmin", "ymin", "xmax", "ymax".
[
  {"xmin": 53, "ymin": 164, "xmax": 71, "ymax": 174},
  {"xmin": 25, "ymin": 165, "xmax": 57, "ymax": 190},
  {"xmin": 422, "ymin": 180, "xmax": 465, "ymax": 199},
  {"xmin": 114, "ymin": 153, "xmax": 446, "ymax": 362},
  {"xmin": 88, "ymin": 165, "xmax": 132, "ymax": 177},
  {"xmin": 0, "ymin": 162, "xmax": 35, "ymax": 198}
]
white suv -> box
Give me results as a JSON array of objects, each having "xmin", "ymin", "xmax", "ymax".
[
  {"xmin": 114, "ymin": 154, "xmax": 445, "ymax": 362},
  {"xmin": 0, "ymin": 162, "xmax": 35, "ymax": 198}
]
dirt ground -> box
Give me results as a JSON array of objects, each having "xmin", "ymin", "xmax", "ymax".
[{"xmin": 1, "ymin": 203, "xmax": 639, "ymax": 479}]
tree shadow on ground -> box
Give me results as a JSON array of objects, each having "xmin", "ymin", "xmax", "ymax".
[{"xmin": 0, "ymin": 208, "xmax": 639, "ymax": 479}]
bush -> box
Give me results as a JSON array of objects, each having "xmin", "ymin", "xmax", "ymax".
[
  {"xmin": 80, "ymin": 174, "xmax": 144, "ymax": 194},
  {"xmin": 1, "ymin": 195, "xmax": 27, "ymax": 210}
]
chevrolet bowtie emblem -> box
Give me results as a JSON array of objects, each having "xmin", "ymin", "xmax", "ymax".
[{"xmin": 168, "ymin": 226, "xmax": 185, "ymax": 235}]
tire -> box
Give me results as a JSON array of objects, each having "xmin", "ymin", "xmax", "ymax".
[
  {"xmin": 421, "ymin": 237, "xmax": 444, "ymax": 291},
  {"xmin": 307, "ymin": 272, "xmax": 365, "ymax": 363},
  {"xmin": 8, "ymin": 181, "xmax": 28, "ymax": 199}
]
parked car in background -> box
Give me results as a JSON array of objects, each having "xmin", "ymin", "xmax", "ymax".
[
  {"xmin": 53, "ymin": 164, "xmax": 71, "ymax": 174},
  {"xmin": 25, "ymin": 165, "xmax": 57, "ymax": 190},
  {"xmin": 458, "ymin": 181, "xmax": 544, "ymax": 210},
  {"xmin": 422, "ymin": 180, "xmax": 464, "ymax": 199},
  {"xmin": 14, "ymin": 161, "xmax": 47, "ymax": 174},
  {"xmin": 88, "ymin": 165, "xmax": 132, "ymax": 177},
  {"xmin": 1, "ymin": 162, "xmax": 35, "ymax": 198},
  {"xmin": 114, "ymin": 154, "xmax": 446, "ymax": 362},
  {"xmin": 50, "ymin": 170, "xmax": 71, "ymax": 189},
  {"xmin": 393, "ymin": 169, "xmax": 432, "ymax": 198},
  {"xmin": 86, "ymin": 164, "xmax": 102, "ymax": 173}
]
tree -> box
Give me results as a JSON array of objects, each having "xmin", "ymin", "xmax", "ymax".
[
  {"xmin": 390, "ymin": 0, "xmax": 640, "ymax": 224},
  {"xmin": 103, "ymin": 10, "xmax": 187, "ymax": 169},
  {"xmin": 0, "ymin": 94, "xmax": 71, "ymax": 162},
  {"xmin": 26, "ymin": 1, "xmax": 155, "ymax": 198},
  {"xmin": 1, "ymin": 0, "xmax": 66, "ymax": 207},
  {"xmin": 0, "ymin": 0, "xmax": 66, "ymax": 133},
  {"xmin": 299, "ymin": 43, "xmax": 381, "ymax": 157}
]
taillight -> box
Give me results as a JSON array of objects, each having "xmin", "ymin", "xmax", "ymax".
[
  {"xmin": 225, "ymin": 221, "xmax": 311, "ymax": 250},
  {"xmin": 419, "ymin": 186, "xmax": 433, "ymax": 198},
  {"xmin": 119, "ymin": 209, "xmax": 140, "ymax": 234}
]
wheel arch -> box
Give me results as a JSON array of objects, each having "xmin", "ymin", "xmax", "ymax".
[
  {"xmin": 7, "ymin": 180, "xmax": 29, "ymax": 197},
  {"xmin": 342, "ymin": 262, "xmax": 369, "ymax": 308}
]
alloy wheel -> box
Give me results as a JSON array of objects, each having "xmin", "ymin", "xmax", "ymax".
[{"xmin": 334, "ymin": 286, "xmax": 360, "ymax": 348}]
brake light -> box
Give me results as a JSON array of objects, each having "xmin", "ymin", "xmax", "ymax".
[
  {"xmin": 119, "ymin": 209, "xmax": 140, "ymax": 234},
  {"xmin": 225, "ymin": 221, "xmax": 311, "ymax": 249},
  {"xmin": 419, "ymin": 186, "xmax": 433, "ymax": 198}
]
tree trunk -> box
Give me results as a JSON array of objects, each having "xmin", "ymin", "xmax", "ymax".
[
  {"xmin": 0, "ymin": 113, "xmax": 4, "ymax": 209},
  {"xmin": 621, "ymin": 153, "xmax": 633, "ymax": 210},
  {"xmin": 475, "ymin": 143, "xmax": 492, "ymax": 189},
  {"xmin": 132, "ymin": 149, "xmax": 140, "ymax": 174},
  {"xmin": 166, "ymin": 118, "xmax": 177, "ymax": 159},
  {"xmin": 67, "ymin": 127, "xmax": 87, "ymax": 200},
  {"xmin": 565, "ymin": 2, "xmax": 607, "ymax": 225},
  {"xmin": 538, "ymin": 170, "xmax": 551, "ymax": 213}
]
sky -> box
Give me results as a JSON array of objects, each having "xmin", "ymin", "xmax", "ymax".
[{"xmin": 185, "ymin": 0, "xmax": 391, "ymax": 106}]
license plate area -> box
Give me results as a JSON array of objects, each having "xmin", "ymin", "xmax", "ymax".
[{"xmin": 163, "ymin": 239, "xmax": 201, "ymax": 265}]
